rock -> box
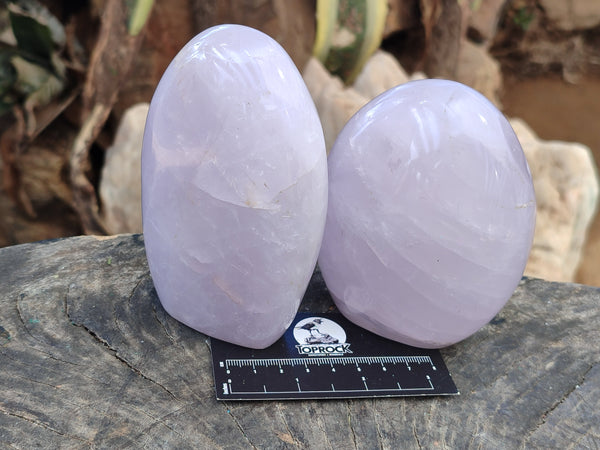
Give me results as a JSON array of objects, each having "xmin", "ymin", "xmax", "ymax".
[
  {"xmin": 526, "ymin": 35, "xmax": 586, "ymax": 84},
  {"xmin": 305, "ymin": 42, "xmax": 501, "ymax": 153},
  {"xmin": 142, "ymin": 26, "xmax": 328, "ymax": 348},
  {"xmin": 303, "ymin": 51, "xmax": 422, "ymax": 152},
  {"xmin": 539, "ymin": 0, "xmax": 600, "ymax": 30},
  {"xmin": 319, "ymin": 80, "xmax": 536, "ymax": 348},
  {"xmin": 352, "ymin": 50, "xmax": 410, "ymax": 99},
  {"xmin": 454, "ymin": 39, "xmax": 502, "ymax": 106},
  {"xmin": 303, "ymin": 57, "xmax": 369, "ymax": 152},
  {"xmin": 304, "ymin": 51, "xmax": 597, "ymax": 286},
  {"xmin": 511, "ymin": 118, "xmax": 600, "ymax": 282},
  {"xmin": 99, "ymin": 103, "xmax": 148, "ymax": 235}
]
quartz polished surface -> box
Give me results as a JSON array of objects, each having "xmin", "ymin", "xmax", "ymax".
[
  {"xmin": 319, "ymin": 79, "xmax": 537, "ymax": 348},
  {"xmin": 142, "ymin": 25, "xmax": 328, "ymax": 348}
]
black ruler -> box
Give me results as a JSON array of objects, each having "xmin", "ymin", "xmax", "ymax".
[{"xmin": 211, "ymin": 312, "xmax": 458, "ymax": 401}]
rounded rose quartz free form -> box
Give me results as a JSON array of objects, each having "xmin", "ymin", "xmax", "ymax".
[
  {"xmin": 318, "ymin": 79, "xmax": 536, "ymax": 349},
  {"xmin": 142, "ymin": 25, "xmax": 328, "ymax": 349}
]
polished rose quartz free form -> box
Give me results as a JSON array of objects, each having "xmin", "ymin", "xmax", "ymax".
[
  {"xmin": 318, "ymin": 79, "xmax": 536, "ymax": 349},
  {"xmin": 142, "ymin": 25, "xmax": 328, "ymax": 349}
]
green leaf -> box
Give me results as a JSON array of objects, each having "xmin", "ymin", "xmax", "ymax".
[
  {"xmin": 127, "ymin": 0, "xmax": 154, "ymax": 36},
  {"xmin": 8, "ymin": 0, "xmax": 65, "ymax": 59},
  {"xmin": 9, "ymin": 11, "xmax": 53, "ymax": 59}
]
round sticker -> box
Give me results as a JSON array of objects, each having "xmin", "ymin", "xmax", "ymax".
[{"xmin": 293, "ymin": 317, "xmax": 346, "ymax": 346}]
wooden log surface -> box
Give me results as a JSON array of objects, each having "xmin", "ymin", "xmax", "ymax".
[{"xmin": 1, "ymin": 234, "xmax": 599, "ymax": 448}]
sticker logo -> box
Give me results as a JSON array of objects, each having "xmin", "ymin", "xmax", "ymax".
[{"xmin": 293, "ymin": 317, "xmax": 352, "ymax": 356}]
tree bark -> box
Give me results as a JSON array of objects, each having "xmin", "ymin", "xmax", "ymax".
[{"xmin": 1, "ymin": 234, "xmax": 599, "ymax": 447}]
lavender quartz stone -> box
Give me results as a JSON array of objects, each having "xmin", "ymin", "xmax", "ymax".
[
  {"xmin": 318, "ymin": 79, "xmax": 536, "ymax": 349},
  {"xmin": 142, "ymin": 25, "xmax": 328, "ymax": 349}
]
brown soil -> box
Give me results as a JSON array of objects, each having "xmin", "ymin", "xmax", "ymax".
[{"xmin": 501, "ymin": 74, "xmax": 600, "ymax": 286}]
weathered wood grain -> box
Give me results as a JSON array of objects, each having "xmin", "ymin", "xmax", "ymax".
[{"xmin": 1, "ymin": 234, "xmax": 599, "ymax": 448}]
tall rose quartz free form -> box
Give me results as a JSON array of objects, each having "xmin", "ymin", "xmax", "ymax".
[
  {"xmin": 318, "ymin": 79, "xmax": 536, "ymax": 349},
  {"xmin": 142, "ymin": 25, "xmax": 328, "ymax": 349}
]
